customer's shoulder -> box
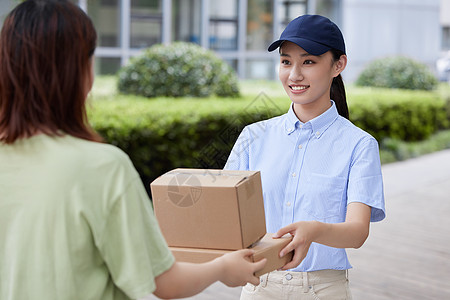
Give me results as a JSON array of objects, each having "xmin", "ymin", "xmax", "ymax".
[{"xmin": 63, "ymin": 135, "xmax": 132, "ymax": 166}]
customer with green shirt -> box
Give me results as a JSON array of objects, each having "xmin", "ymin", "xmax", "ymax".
[{"xmin": 0, "ymin": 1, "xmax": 266, "ymax": 299}]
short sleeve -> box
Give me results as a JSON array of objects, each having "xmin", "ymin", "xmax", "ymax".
[
  {"xmin": 97, "ymin": 176, "xmax": 175, "ymax": 299},
  {"xmin": 347, "ymin": 137, "xmax": 386, "ymax": 222},
  {"xmin": 224, "ymin": 126, "xmax": 250, "ymax": 171}
]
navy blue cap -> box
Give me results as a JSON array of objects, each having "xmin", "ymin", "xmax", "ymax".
[{"xmin": 268, "ymin": 15, "xmax": 346, "ymax": 55}]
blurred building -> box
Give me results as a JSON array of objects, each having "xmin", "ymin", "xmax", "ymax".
[
  {"xmin": 344, "ymin": 0, "xmax": 442, "ymax": 82},
  {"xmin": 0, "ymin": 0, "xmax": 446, "ymax": 82},
  {"xmin": 438, "ymin": 0, "xmax": 450, "ymax": 81}
]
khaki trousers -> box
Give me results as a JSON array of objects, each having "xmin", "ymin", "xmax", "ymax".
[{"xmin": 240, "ymin": 269, "xmax": 352, "ymax": 300}]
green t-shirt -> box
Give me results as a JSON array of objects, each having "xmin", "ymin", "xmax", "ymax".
[{"xmin": 0, "ymin": 135, "xmax": 174, "ymax": 300}]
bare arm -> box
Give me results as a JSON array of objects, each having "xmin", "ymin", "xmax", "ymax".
[
  {"xmin": 153, "ymin": 249, "xmax": 266, "ymax": 299},
  {"xmin": 274, "ymin": 202, "xmax": 371, "ymax": 270}
]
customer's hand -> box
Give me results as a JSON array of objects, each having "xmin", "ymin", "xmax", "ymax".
[{"xmin": 217, "ymin": 249, "xmax": 267, "ymax": 287}]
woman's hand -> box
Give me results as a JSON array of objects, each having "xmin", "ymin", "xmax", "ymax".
[
  {"xmin": 153, "ymin": 249, "xmax": 266, "ymax": 299},
  {"xmin": 273, "ymin": 221, "xmax": 322, "ymax": 270},
  {"xmin": 273, "ymin": 202, "xmax": 372, "ymax": 270},
  {"xmin": 217, "ymin": 249, "xmax": 267, "ymax": 287}
]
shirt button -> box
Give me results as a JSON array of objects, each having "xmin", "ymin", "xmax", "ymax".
[
  {"xmin": 299, "ymin": 124, "xmax": 303, "ymax": 129},
  {"xmin": 286, "ymin": 202, "xmax": 291, "ymax": 207},
  {"xmin": 315, "ymin": 132, "xmax": 320, "ymax": 136},
  {"xmin": 291, "ymin": 172, "xmax": 296, "ymax": 177},
  {"xmin": 285, "ymin": 273, "xmax": 293, "ymax": 280},
  {"xmin": 298, "ymin": 144, "xmax": 303, "ymax": 149}
]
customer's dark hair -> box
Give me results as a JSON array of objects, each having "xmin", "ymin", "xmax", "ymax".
[
  {"xmin": 0, "ymin": 0, "xmax": 102, "ymax": 144},
  {"xmin": 330, "ymin": 49, "xmax": 349, "ymax": 119}
]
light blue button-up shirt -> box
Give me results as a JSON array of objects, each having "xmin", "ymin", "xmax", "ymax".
[{"xmin": 225, "ymin": 101, "xmax": 385, "ymax": 272}]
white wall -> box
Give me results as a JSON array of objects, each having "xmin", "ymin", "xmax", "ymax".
[
  {"xmin": 342, "ymin": 0, "xmax": 441, "ymax": 82},
  {"xmin": 441, "ymin": 0, "xmax": 450, "ymax": 25}
]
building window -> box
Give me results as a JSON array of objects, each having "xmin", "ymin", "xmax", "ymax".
[
  {"xmin": 95, "ymin": 57, "xmax": 121, "ymax": 75},
  {"xmin": 315, "ymin": 0, "xmax": 340, "ymax": 23},
  {"xmin": 246, "ymin": 59, "xmax": 274, "ymax": 79},
  {"xmin": 224, "ymin": 59, "xmax": 238, "ymax": 71},
  {"xmin": 173, "ymin": 0, "xmax": 201, "ymax": 44},
  {"xmin": 130, "ymin": 0, "xmax": 162, "ymax": 48},
  {"xmin": 278, "ymin": 0, "xmax": 307, "ymax": 27},
  {"xmin": 209, "ymin": 0, "xmax": 238, "ymax": 50},
  {"xmin": 443, "ymin": 26, "xmax": 450, "ymax": 50},
  {"xmin": 88, "ymin": 0, "xmax": 121, "ymax": 47},
  {"xmin": 247, "ymin": 0, "xmax": 273, "ymax": 51}
]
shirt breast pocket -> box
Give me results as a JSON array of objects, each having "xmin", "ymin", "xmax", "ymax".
[{"xmin": 304, "ymin": 173, "xmax": 347, "ymax": 220}]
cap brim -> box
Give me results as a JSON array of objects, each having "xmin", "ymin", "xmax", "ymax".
[
  {"xmin": 268, "ymin": 38, "xmax": 330, "ymax": 56},
  {"xmin": 267, "ymin": 40, "xmax": 284, "ymax": 52}
]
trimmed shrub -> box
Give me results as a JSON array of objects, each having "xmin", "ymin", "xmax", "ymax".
[
  {"xmin": 88, "ymin": 86, "xmax": 449, "ymax": 190},
  {"xmin": 117, "ymin": 42, "xmax": 240, "ymax": 98},
  {"xmin": 88, "ymin": 93, "xmax": 286, "ymax": 191},
  {"xmin": 356, "ymin": 56, "xmax": 438, "ymax": 90},
  {"xmin": 380, "ymin": 130, "xmax": 450, "ymax": 163},
  {"xmin": 349, "ymin": 88, "xmax": 449, "ymax": 142}
]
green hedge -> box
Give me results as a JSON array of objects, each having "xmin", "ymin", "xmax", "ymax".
[
  {"xmin": 88, "ymin": 86, "xmax": 449, "ymax": 187},
  {"xmin": 348, "ymin": 87, "xmax": 449, "ymax": 142},
  {"xmin": 88, "ymin": 93, "xmax": 289, "ymax": 188},
  {"xmin": 380, "ymin": 129, "xmax": 450, "ymax": 164}
]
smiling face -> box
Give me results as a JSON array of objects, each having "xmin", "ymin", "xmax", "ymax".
[{"xmin": 278, "ymin": 41, "xmax": 346, "ymax": 121}]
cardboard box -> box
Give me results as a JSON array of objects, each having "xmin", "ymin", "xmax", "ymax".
[
  {"xmin": 170, "ymin": 233, "xmax": 294, "ymax": 277},
  {"xmin": 151, "ymin": 169, "xmax": 266, "ymax": 250}
]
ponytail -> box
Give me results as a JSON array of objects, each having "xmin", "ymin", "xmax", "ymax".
[
  {"xmin": 330, "ymin": 50, "xmax": 349, "ymax": 120},
  {"xmin": 331, "ymin": 74, "xmax": 348, "ymax": 119}
]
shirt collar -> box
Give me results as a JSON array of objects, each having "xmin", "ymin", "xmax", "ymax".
[
  {"xmin": 284, "ymin": 105, "xmax": 300, "ymax": 134},
  {"xmin": 284, "ymin": 100, "xmax": 339, "ymax": 138}
]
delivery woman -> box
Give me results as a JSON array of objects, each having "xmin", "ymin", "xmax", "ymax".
[{"xmin": 225, "ymin": 14, "xmax": 385, "ymax": 299}]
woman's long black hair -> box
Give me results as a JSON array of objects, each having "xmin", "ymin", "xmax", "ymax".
[{"xmin": 330, "ymin": 49, "xmax": 349, "ymax": 119}]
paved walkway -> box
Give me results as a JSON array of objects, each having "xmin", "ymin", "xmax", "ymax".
[{"xmin": 143, "ymin": 149, "xmax": 450, "ymax": 299}]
